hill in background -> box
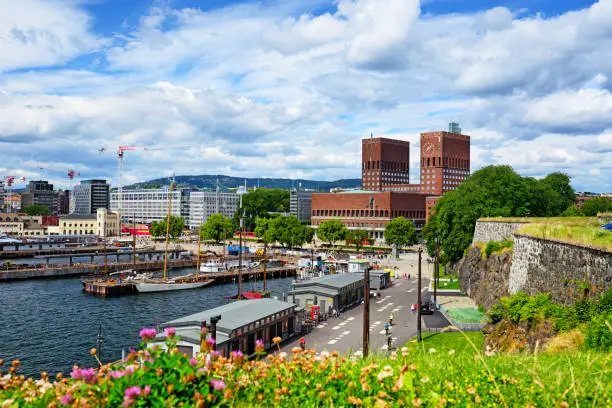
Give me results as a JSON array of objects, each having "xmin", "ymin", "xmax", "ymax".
[{"xmin": 125, "ymin": 174, "xmax": 362, "ymax": 191}]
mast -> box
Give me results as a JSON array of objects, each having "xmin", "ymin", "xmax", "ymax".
[
  {"xmin": 132, "ymin": 212, "xmax": 136, "ymax": 266},
  {"xmin": 196, "ymin": 218, "xmax": 203, "ymax": 280},
  {"xmin": 163, "ymin": 181, "xmax": 174, "ymax": 281},
  {"xmin": 237, "ymin": 186, "xmax": 244, "ymax": 299},
  {"xmin": 263, "ymin": 239, "xmax": 267, "ymax": 292}
]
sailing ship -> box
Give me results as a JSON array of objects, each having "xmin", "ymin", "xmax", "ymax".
[{"xmin": 135, "ymin": 181, "xmax": 212, "ymax": 293}]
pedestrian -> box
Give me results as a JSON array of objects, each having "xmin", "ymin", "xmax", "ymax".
[
  {"xmin": 387, "ymin": 336, "xmax": 392, "ymax": 349},
  {"xmin": 389, "ymin": 313, "xmax": 394, "ymax": 325},
  {"xmin": 300, "ymin": 337, "xmax": 306, "ymax": 350},
  {"xmin": 408, "ymin": 273, "xmax": 411, "ymax": 279},
  {"xmin": 411, "ymin": 303, "xmax": 417, "ymax": 314},
  {"xmin": 384, "ymin": 322, "xmax": 389, "ymax": 335},
  {"xmin": 332, "ymin": 308, "xmax": 337, "ymax": 318}
]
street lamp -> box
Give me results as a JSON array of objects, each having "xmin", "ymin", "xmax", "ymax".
[
  {"xmin": 362, "ymin": 266, "xmax": 371, "ymax": 357},
  {"xmin": 417, "ymin": 248, "xmax": 422, "ymax": 342}
]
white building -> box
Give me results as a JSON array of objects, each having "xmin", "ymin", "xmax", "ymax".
[
  {"xmin": 110, "ymin": 188, "xmax": 190, "ymax": 224},
  {"xmin": 188, "ymin": 191, "xmax": 239, "ymax": 229}
]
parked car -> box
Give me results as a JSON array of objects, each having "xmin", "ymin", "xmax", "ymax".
[{"xmin": 420, "ymin": 302, "xmax": 435, "ymax": 315}]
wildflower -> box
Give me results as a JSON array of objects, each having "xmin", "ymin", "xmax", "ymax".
[
  {"xmin": 143, "ymin": 385, "xmax": 151, "ymax": 396},
  {"xmin": 428, "ymin": 348, "xmax": 437, "ymax": 353},
  {"xmin": 59, "ymin": 394, "xmax": 74, "ymax": 406},
  {"xmin": 420, "ymin": 376, "xmax": 430, "ymax": 383},
  {"xmin": 210, "ymin": 379, "xmax": 226, "ymax": 390},
  {"xmin": 189, "ymin": 358, "xmax": 198, "ymax": 366},
  {"xmin": 231, "ymin": 350, "xmax": 244, "ymax": 360},
  {"xmin": 201, "ymin": 327, "xmax": 208, "ymax": 335},
  {"xmin": 125, "ymin": 386, "xmax": 142, "ymax": 399},
  {"xmin": 211, "ymin": 350, "xmax": 221, "ymax": 359},
  {"xmin": 320, "ymin": 351, "xmax": 330, "ymax": 359},
  {"xmin": 110, "ymin": 370, "xmax": 126, "ymax": 379},
  {"xmin": 377, "ymin": 366, "xmax": 394, "ymax": 382},
  {"xmin": 278, "ymin": 352, "xmax": 287, "ymax": 361},
  {"xmin": 401, "ymin": 347, "xmax": 408, "ymax": 357},
  {"xmin": 467, "ymin": 387, "xmax": 476, "ymax": 394},
  {"xmin": 255, "ymin": 339, "xmax": 265, "ymax": 353},
  {"xmin": 90, "ymin": 348, "xmax": 97, "ymax": 356},
  {"xmin": 124, "ymin": 365, "xmax": 135, "ymax": 375},
  {"xmin": 139, "ymin": 328, "xmax": 157, "ymax": 342},
  {"xmin": 390, "ymin": 351, "xmax": 397, "ymax": 360},
  {"xmin": 164, "ymin": 327, "xmax": 176, "ymax": 338},
  {"xmin": 448, "ymin": 349, "xmax": 455, "ymax": 355}
]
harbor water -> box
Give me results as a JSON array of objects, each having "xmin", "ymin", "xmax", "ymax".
[{"xmin": 0, "ymin": 269, "xmax": 294, "ymax": 377}]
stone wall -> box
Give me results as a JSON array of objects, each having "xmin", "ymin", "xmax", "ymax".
[
  {"xmin": 509, "ymin": 235, "xmax": 612, "ymax": 305},
  {"xmin": 472, "ymin": 221, "xmax": 527, "ymax": 244},
  {"xmin": 449, "ymin": 247, "xmax": 512, "ymax": 310}
]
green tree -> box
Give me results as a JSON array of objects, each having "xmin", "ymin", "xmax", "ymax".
[
  {"xmin": 561, "ymin": 205, "xmax": 585, "ymax": 217},
  {"xmin": 150, "ymin": 215, "xmax": 185, "ymax": 239},
  {"xmin": 423, "ymin": 165, "xmax": 577, "ymax": 263},
  {"xmin": 233, "ymin": 188, "xmax": 290, "ymax": 231},
  {"xmin": 316, "ymin": 219, "xmax": 348, "ymax": 247},
  {"xmin": 267, "ymin": 215, "xmax": 311, "ymax": 248},
  {"xmin": 346, "ymin": 229, "xmax": 370, "ymax": 251},
  {"xmin": 384, "ymin": 217, "xmax": 417, "ymax": 249},
  {"xmin": 582, "ymin": 197, "xmax": 612, "ymax": 216},
  {"xmin": 23, "ymin": 204, "xmax": 50, "ymax": 216},
  {"xmin": 200, "ymin": 213, "xmax": 233, "ymax": 243},
  {"xmin": 254, "ymin": 217, "xmax": 273, "ymax": 245}
]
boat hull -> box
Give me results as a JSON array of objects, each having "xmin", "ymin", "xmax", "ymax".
[{"xmin": 135, "ymin": 280, "xmax": 212, "ymax": 293}]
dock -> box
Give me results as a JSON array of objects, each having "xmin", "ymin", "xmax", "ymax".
[{"xmin": 81, "ymin": 266, "xmax": 298, "ymax": 296}]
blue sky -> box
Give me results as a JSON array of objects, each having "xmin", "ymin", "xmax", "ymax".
[{"xmin": 0, "ymin": 0, "xmax": 610, "ymax": 192}]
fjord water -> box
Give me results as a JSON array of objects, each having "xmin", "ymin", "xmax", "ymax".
[{"xmin": 0, "ymin": 271, "xmax": 294, "ymax": 377}]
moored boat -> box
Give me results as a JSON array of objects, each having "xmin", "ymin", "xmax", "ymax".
[{"xmin": 135, "ymin": 279, "xmax": 212, "ymax": 293}]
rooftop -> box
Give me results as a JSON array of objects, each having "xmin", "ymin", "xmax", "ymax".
[
  {"xmin": 294, "ymin": 273, "xmax": 364, "ymax": 290},
  {"xmin": 62, "ymin": 214, "xmax": 96, "ymax": 220},
  {"xmin": 162, "ymin": 298, "xmax": 295, "ymax": 332}
]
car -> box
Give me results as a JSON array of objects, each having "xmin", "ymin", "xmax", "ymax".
[{"xmin": 420, "ymin": 302, "xmax": 435, "ymax": 315}]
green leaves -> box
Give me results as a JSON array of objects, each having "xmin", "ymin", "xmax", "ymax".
[
  {"xmin": 316, "ymin": 219, "xmax": 348, "ymax": 246},
  {"xmin": 384, "ymin": 217, "xmax": 417, "ymax": 248},
  {"xmin": 200, "ymin": 213, "xmax": 234, "ymax": 243},
  {"xmin": 266, "ymin": 215, "xmax": 313, "ymax": 248},
  {"xmin": 23, "ymin": 204, "xmax": 50, "ymax": 216},
  {"xmin": 150, "ymin": 215, "xmax": 185, "ymax": 238},
  {"xmin": 346, "ymin": 229, "xmax": 370, "ymax": 251},
  {"xmin": 233, "ymin": 189, "xmax": 290, "ymax": 231}
]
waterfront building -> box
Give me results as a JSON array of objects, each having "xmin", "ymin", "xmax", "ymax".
[
  {"xmin": 362, "ymin": 137, "xmax": 411, "ymax": 191},
  {"xmin": 21, "ymin": 180, "xmax": 59, "ymax": 215},
  {"xmin": 59, "ymin": 209, "xmax": 120, "ymax": 237},
  {"xmin": 352, "ymin": 269, "xmax": 391, "ymax": 291},
  {"xmin": 290, "ymin": 190, "xmax": 312, "ymax": 222},
  {"xmin": 188, "ymin": 190, "xmax": 239, "ymax": 229},
  {"xmin": 110, "ymin": 187, "xmax": 189, "ymax": 224},
  {"xmin": 311, "ymin": 191, "xmax": 426, "ymax": 239},
  {"xmin": 70, "ymin": 180, "xmax": 110, "ymax": 215},
  {"xmin": 154, "ymin": 299, "xmax": 297, "ymax": 358},
  {"xmin": 0, "ymin": 214, "xmax": 59, "ymax": 237},
  {"xmin": 290, "ymin": 273, "xmax": 364, "ymax": 313}
]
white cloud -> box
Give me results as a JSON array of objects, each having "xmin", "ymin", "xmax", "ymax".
[{"xmin": 0, "ymin": 0, "xmax": 102, "ymax": 72}]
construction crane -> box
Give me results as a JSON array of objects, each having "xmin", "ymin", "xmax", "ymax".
[
  {"xmin": 115, "ymin": 145, "xmax": 188, "ymax": 217},
  {"xmin": 2, "ymin": 176, "xmax": 26, "ymax": 212}
]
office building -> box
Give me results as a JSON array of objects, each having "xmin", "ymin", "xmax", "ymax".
[
  {"xmin": 21, "ymin": 180, "xmax": 59, "ymax": 215},
  {"xmin": 188, "ymin": 190, "xmax": 239, "ymax": 229},
  {"xmin": 57, "ymin": 190, "xmax": 70, "ymax": 215},
  {"xmin": 110, "ymin": 188, "xmax": 189, "ymax": 224},
  {"xmin": 70, "ymin": 180, "xmax": 110, "ymax": 215},
  {"xmin": 59, "ymin": 209, "xmax": 120, "ymax": 237},
  {"xmin": 362, "ymin": 137, "xmax": 411, "ymax": 191},
  {"xmin": 290, "ymin": 190, "xmax": 312, "ymax": 222}
]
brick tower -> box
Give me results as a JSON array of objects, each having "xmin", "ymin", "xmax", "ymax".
[{"xmin": 362, "ymin": 136, "xmax": 410, "ymax": 191}]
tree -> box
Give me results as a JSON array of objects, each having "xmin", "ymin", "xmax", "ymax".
[
  {"xmin": 346, "ymin": 229, "xmax": 370, "ymax": 252},
  {"xmin": 267, "ymin": 215, "xmax": 312, "ymax": 248},
  {"xmin": 23, "ymin": 204, "xmax": 50, "ymax": 216},
  {"xmin": 423, "ymin": 165, "xmax": 577, "ymax": 263},
  {"xmin": 582, "ymin": 197, "xmax": 612, "ymax": 216},
  {"xmin": 200, "ymin": 213, "xmax": 233, "ymax": 243},
  {"xmin": 254, "ymin": 217, "xmax": 273, "ymax": 245},
  {"xmin": 233, "ymin": 188, "xmax": 290, "ymax": 231},
  {"xmin": 561, "ymin": 205, "xmax": 585, "ymax": 217},
  {"xmin": 384, "ymin": 217, "xmax": 417, "ymax": 249},
  {"xmin": 316, "ymin": 219, "xmax": 348, "ymax": 247},
  {"xmin": 150, "ymin": 215, "xmax": 185, "ymax": 239}
]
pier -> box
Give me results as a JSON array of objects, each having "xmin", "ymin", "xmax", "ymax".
[{"xmin": 82, "ymin": 266, "xmax": 298, "ymax": 296}]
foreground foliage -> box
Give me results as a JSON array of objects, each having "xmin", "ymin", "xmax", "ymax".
[{"xmin": 1, "ymin": 330, "xmax": 610, "ymax": 407}]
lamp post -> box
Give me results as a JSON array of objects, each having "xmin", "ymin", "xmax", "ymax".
[
  {"xmin": 417, "ymin": 248, "xmax": 422, "ymax": 342},
  {"xmin": 210, "ymin": 315, "xmax": 221, "ymax": 351},
  {"xmin": 363, "ymin": 266, "xmax": 371, "ymax": 357}
]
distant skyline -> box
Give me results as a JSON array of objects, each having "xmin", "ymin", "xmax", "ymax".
[{"xmin": 0, "ymin": 0, "xmax": 610, "ymax": 192}]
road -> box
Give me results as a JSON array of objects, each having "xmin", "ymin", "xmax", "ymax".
[{"xmin": 281, "ymin": 251, "xmax": 451, "ymax": 355}]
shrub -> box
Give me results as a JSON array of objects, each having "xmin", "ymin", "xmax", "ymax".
[
  {"xmin": 544, "ymin": 329, "xmax": 585, "ymax": 353},
  {"xmin": 585, "ymin": 313, "xmax": 612, "ymax": 352},
  {"xmin": 484, "ymin": 239, "xmax": 514, "ymax": 259}
]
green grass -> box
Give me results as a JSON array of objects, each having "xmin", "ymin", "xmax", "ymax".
[
  {"xmin": 406, "ymin": 331, "xmax": 485, "ymax": 354},
  {"xmin": 447, "ymin": 307, "xmax": 487, "ymax": 323},
  {"xmin": 479, "ymin": 216, "xmax": 598, "ymax": 224},
  {"xmin": 435, "ymin": 279, "xmax": 461, "ymax": 290},
  {"xmin": 517, "ymin": 222, "xmax": 612, "ymax": 252}
]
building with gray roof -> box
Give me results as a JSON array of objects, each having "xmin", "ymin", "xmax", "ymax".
[
  {"xmin": 153, "ymin": 298, "xmax": 297, "ymax": 358},
  {"xmin": 290, "ymin": 273, "xmax": 364, "ymax": 314}
]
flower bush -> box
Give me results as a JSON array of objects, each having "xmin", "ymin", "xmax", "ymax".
[{"xmin": 0, "ymin": 330, "xmax": 610, "ymax": 407}]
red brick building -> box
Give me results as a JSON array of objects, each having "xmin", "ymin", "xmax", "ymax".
[
  {"xmin": 312, "ymin": 123, "xmax": 471, "ymax": 236},
  {"xmin": 311, "ymin": 191, "xmax": 426, "ymax": 239}
]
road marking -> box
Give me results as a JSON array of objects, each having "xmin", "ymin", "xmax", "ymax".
[
  {"xmin": 332, "ymin": 325, "xmax": 341, "ymax": 330},
  {"xmin": 339, "ymin": 322, "xmax": 347, "ymax": 326},
  {"xmin": 342, "ymin": 330, "xmax": 351, "ymax": 335},
  {"xmin": 328, "ymin": 339, "xmax": 337, "ymax": 344},
  {"xmin": 406, "ymin": 288, "xmax": 415, "ymax": 293},
  {"xmin": 378, "ymin": 329, "xmax": 387, "ymax": 334},
  {"xmin": 421, "ymin": 287, "xmax": 428, "ymax": 293},
  {"xmin": 347, "ymin": 317, "xmax": 356, "ymax": 321}
]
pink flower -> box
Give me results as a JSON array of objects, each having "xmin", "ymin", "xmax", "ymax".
[
  {"xmin": 255, "ymin": 339, "xmax": 264, "ymax": 348},
  {"xmin": 201, "ymin": 327, "xmax": 208, "ymax": 334},
  {"xmin": 210, "ymin": 350, "xmax": 221, "ymax": 359},
  {"xmin": 164, "ymin": 327, "xmax": 176, "ymax": 338},
  {"xmin": 210, "ymin": 379, "xmax": 226, "ymax": 390},
  {"xmin": 206, "ymin": 337, "xmax": 216, "ymax": 346},
  {"xmin": 139, "ymin": 328, "xmax": 157, "ymax": 342},
  {"xmin": 231, "ymin": 350, "xmax": 243, "ymax": 360},
  {"xmin": 143, "ymin": 385, "xmax": 151, "ymax": 396},
  {"xmin": 189, "ymin": 358, "xmax": 197, "ymax": 366},
  {"xmin": 80, "ymin": 368, "xmax": 97, "ymax": 384},
  {"xmin": 70, "ymin": 367, "xmax": 83, "ymax": 380},
  {"xmin": 124, "ymin": 365, "xmax": 135, "ymax": 375},
  {"xmin": 59, "ymin": 394, "xmax": 74, "ymax": 406},
  {"xmin": 198, "ymin": 367, "xmax": 209, "ymax": 375},
  {"xmin": 110, "ymin": 370, "xmax": 126, "ymax": 379},
  {"xmin": 122, "ymin": 399, "xmax": 134, "ymax": 408},
  {"xmin": 124, "ymin": 386, "xmax": 142, "ymax": 399}
]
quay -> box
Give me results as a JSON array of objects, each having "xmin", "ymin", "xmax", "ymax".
[
  {"xmin": 33, "ymin": 249, "xmax": 186, "ymax": 265},
  {"xmin": 82, "ymin": 266, "xmax": 298, "ymax": 297},
  {"xmin": 0, "ymin": 259, "xmax": 196, "ymax": 282}
]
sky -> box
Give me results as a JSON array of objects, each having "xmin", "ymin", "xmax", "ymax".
[{"xmin": 0, "ymin": 0, "xmax": 610, "ymax": 193}]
